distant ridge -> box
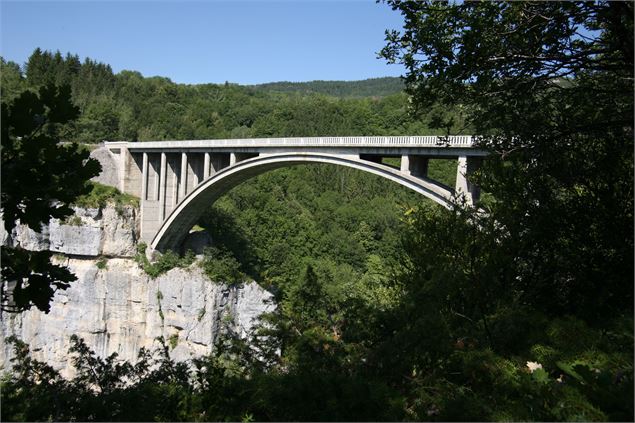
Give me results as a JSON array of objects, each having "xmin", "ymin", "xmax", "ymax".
[{"xmin": 250, "ymin": 76, "xmax": 404, "ymax": 98}]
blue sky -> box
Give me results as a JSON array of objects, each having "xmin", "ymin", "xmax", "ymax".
[{"xmin": 0, "ymin": 0, "xmax": 406, "ymax": 85}]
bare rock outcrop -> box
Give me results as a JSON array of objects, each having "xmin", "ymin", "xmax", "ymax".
[
  {"xmin": 3, "ymin": 204, "xmax": 138, "ymax": 258},
  {"xmin": 89, "ymin": 145, "xmax": 120, "ymax": 188},
  {"xmin": 0, "ymin": 201, "xmax": 274, "ymax": 378},
  {"xmin": 0, "ymin": 258, "xmax": 274, "ymax": 378}
]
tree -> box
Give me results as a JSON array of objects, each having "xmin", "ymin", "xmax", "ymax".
[
  {"xmin": 24, "ymin": 47, "xmax": 53, "ymax": 87},
  {"xmin": 381, "ymin": 0, "xmax": 633, "ymax": 320},
  {"xmin": 0, "ymin": 58, "xmax": 26, "ymax": 102},
  {"xmin": 377, "ymin": 2, "xmax": 633, "ymax": 420},
  {"xmin": 1, "ymin": 84, "xmax": 101, "ymax": 312}
]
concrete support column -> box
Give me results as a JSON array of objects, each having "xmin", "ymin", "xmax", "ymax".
[
  {"xmin": 171, "ymin": 163, "xmax": 179, "ymax": 208},
  {"xmin": 141, "ymin": 152, "xmax": 148, "ymax": 201},
  {"xmin": 159, "ymin": 152, "xmax": 167, "ymax": 222},
  {"xmin": 230, "ymin": 152, "xmax": 237, "ymax": 166},
  {"xmin": 455, "ymin": 156, "xmax": 481, "ymax": 205},
  {"xmin": 153, "ymin": 155, "xmax": 160, "ymax": 201},
  {"xmin": 140, "ymin": 152, "xmax": 148, "ymax": 238},
  {"xmin": 400, "ymin": 155, "xmax": 410, "ymax": 173},
  {"xmin": 401, "ymin": 155, "xmax": 429, "ymax": 177},
  {"xmin": 179, "ymin": 152, "xmax": 188, "ymax": 200},
  {"xmin": 203, "ymin": 152, "xmax": 211, "ymax": 179},
  {"xmin": 118, "ymin": 147, "xmax": 128, "ymax": 193}
]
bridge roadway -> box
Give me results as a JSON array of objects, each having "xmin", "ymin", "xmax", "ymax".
[{"xmin": 105, "ymin": 136, "xmax": 486, "ymax": 252}]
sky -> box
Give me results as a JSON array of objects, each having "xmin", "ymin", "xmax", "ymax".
[{"xmin": 0, "ymin": 0, "xmax": 406, "ymax": 85}]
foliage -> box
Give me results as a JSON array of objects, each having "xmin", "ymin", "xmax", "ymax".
[
  {"xmin": 168, "ymin": 333, "xmax": 179, "ymax": 350},
  {"xmin": 251, "ymin": 76, "xmax": 404, "ymax": 98},
  {"xmin": 200, "ymin": 246, "xmax": 246, "ymax": 285},
  {"xmin": 375, "ymin": 1, "xmax": 634, "ymax": 420},
  {"xmin": 1, "ymin": 49, "xmax": 465, "ymax": 143},
  {"xmin": 382, "ymin": 0, "xmax": 634, "ymax": 318},
  {"xmin": 134, "ymin": 243, "xmax": 196, "ymax": 279},
  {"xmin": 1, "ymin": 335, "xmax": 194, "ymax": 422},
  {"xmin": 196, "ymin": 161, "xmax": 452, "ymax": 292},
  {"xmin": 96, "ymin": 258, "xmax": 108, "ymax": 270},
  {"xmin": 73, "ymin": 181, "xmax": 139, "ymax": 210},
  {"xmin": 62, "ymin": 214, "xmax": 83, "ymax": 226},
  {"xmin": 1, "ymin": 84, "xmax": 101, "ymax": 313}
]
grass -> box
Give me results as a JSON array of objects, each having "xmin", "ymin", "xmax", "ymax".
[
  {"xmin": 63, "ymin": 215, "xmax": 83, "ymax": 226},
  {"xmin": 73, "ymin": 181, "xmax": 139, "ymax": 210},
  {"xmin": 168, "ymin": 333, "xmax": 179, "ymax": 350}
]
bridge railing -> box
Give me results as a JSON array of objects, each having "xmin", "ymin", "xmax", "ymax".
[{"xmin": 113, "ymin": 135, "xmax": 474, "ymax": 149}]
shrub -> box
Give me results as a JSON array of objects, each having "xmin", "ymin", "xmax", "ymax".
[
  {"xmin": 63, "ymin": 215, "xmax": 83, "ymax": 226},
  {"xmin": 201, "ymin": 246, "xmax": 246, "ymax": 284},
  {"xmin": 73, "ymin": 181, "xmax": 139, "ymax": 210},
  {"xmin": 135, "ymin": 243, "xmax": 196, "ymax": 279},
  {"xmin": 96, "ymin": 258, "xmax": 108, "ymax": 270}
]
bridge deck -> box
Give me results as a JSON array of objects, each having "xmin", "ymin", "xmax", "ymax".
[{"xmin": 107, "ymin": 135, "xmax": 479, "ymax": 150}]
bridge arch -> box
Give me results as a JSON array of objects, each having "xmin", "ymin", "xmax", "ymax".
[{"xmin": 150, "ymin": 152, "xmax": 454, "ymax": 251}]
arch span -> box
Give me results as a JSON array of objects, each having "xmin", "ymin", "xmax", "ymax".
[{"xmin": 150, "ymin": 153, "xmax": 454, "ymax": 251}]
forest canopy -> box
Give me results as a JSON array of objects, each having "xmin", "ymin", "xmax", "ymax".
[{"xmin": 1, "ymin": 49, "xmax": 463, "ymax": 143}]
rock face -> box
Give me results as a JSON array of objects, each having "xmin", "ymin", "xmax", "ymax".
[
  {"xmin": 0, "ymin": 203, "xmax": 275, "ymax": 378},
  {"xmin": 89, "ymin": 145, "xmax": 120, "ymax": 188},
  {"xmin": 3, "ymin": 205, "xmax": 138, "ymax": 258},
  {"xmin": 0, "ymin": 259, "xmax": 274, "ymax": 378}
]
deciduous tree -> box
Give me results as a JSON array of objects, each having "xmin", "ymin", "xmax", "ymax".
[{"xmin": 1, "ymin": 84, "xmax": 101, "ymax": 312}]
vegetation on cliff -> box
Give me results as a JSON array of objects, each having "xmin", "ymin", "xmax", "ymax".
[{"xmin": 72, "ymin": 181, "xmax": 139, "ymax": 210}]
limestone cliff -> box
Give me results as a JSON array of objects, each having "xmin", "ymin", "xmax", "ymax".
[
  {"xmin": 3, "ymin": 205, "xmax": 138, "ymax": 257},
  {"xmin": 0, "ymin": 203, "xmax": 274, "ymax": 378}
]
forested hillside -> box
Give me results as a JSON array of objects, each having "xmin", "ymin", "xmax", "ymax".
[
  {"xmin": 1, "ymin": 50, "xmax": 456, "ymax": 144},
  {"xmin": 252, "ymin": 76, "xmax": 404, "ymax": 97}
]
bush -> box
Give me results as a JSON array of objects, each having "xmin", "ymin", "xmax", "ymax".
[
  {"xmin": 135, "ymin": 243, "xmax": 196, "ymax": 279},
  {"xmin": 96, "ymin": 258, "xmax": 108, "ymax": 270},
  {"xmin": 201, "ymin": 246, "xmax": 246, "ymax": 284},
  {"xmin": 63, "ymin": 215, "xmax": 83, "ymax": 226},
  {"xmin": 73, "ymin": 181, "xmax": 139, "ymax": 210}
]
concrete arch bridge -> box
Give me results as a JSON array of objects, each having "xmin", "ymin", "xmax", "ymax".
[{"xmin": 105, "ymin": 136, "xmax": 486, "ymax": 252}]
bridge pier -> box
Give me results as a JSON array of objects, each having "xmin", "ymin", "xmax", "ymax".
[
  {"xmin": 455, "ymin": 156, "xmax": 481, "ymax": 205},
  {"xmin": 400, "ymin": 154, "xmax": 429, "ymax": 177}
]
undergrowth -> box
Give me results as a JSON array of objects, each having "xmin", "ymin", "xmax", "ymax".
[
  {"xmin": 73, "ymin": 181, "xmax": 139, "ymax": 211},
  {"xmin": 135, "ymin": 243, "xmax": 196, "ymax": 279}
]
